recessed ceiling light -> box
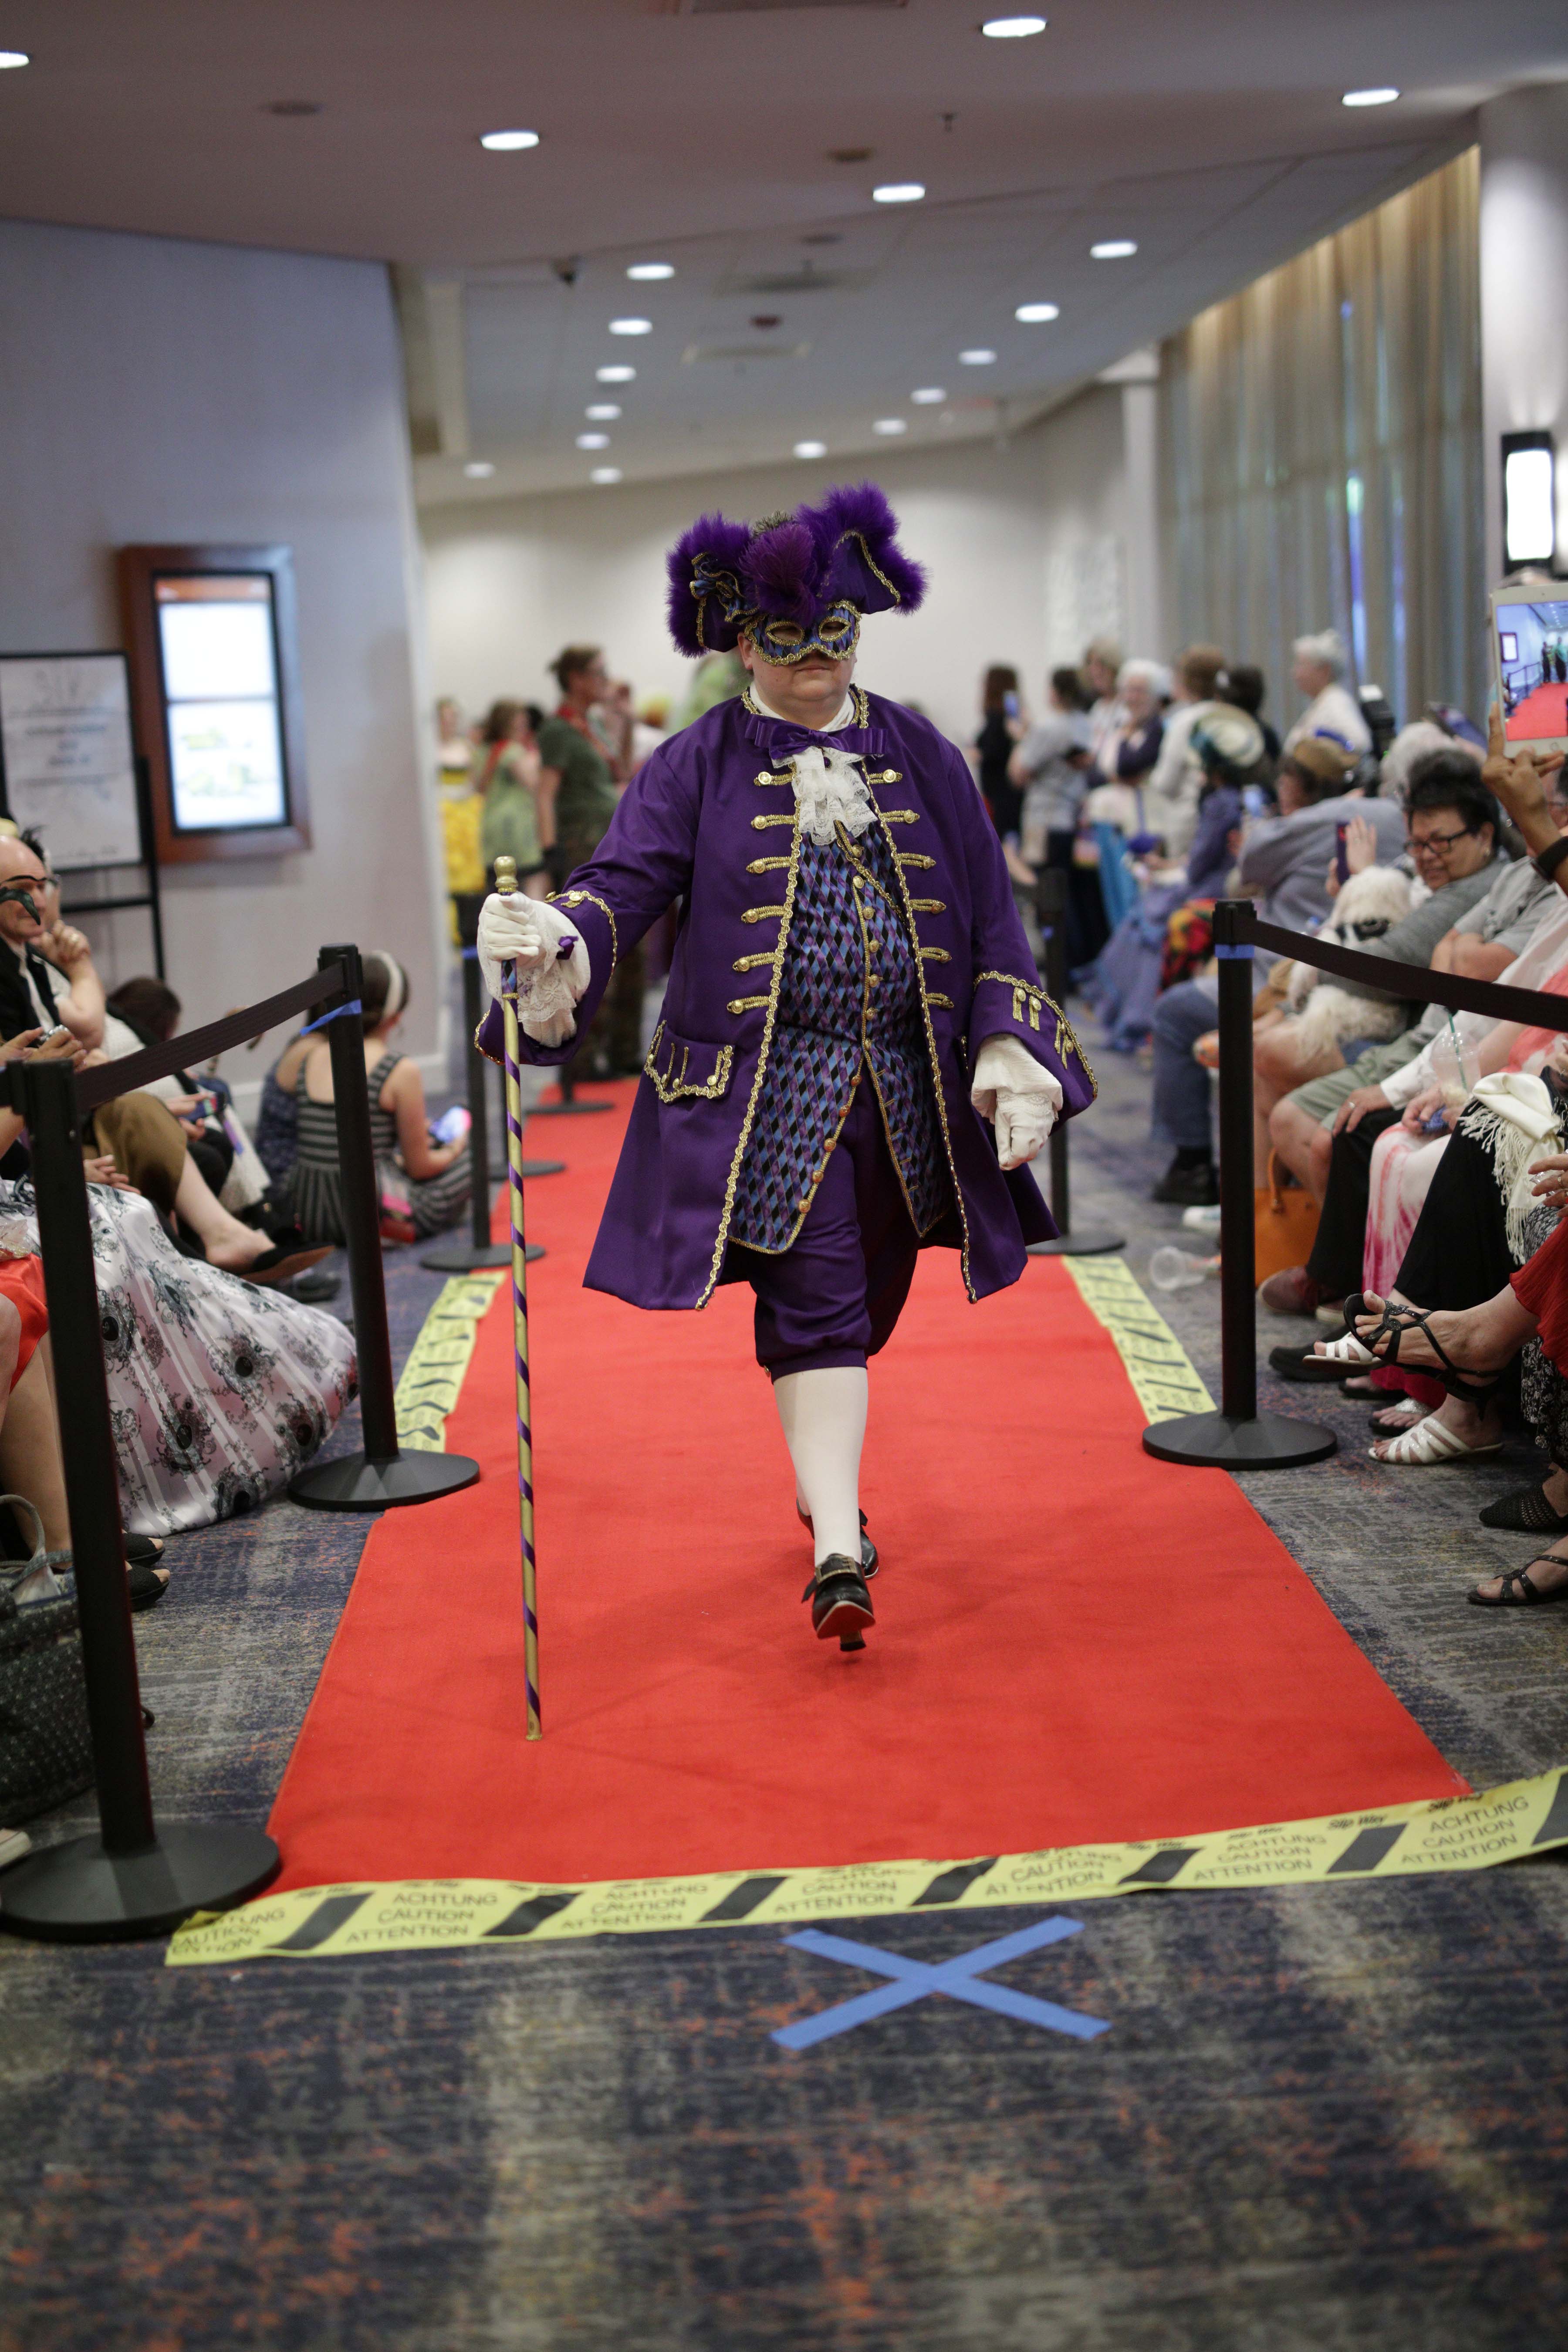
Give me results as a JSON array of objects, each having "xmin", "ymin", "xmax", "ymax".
[
  {"xmin": 873, "ymin": 182, "xmax": 925, "ymax": 205},
  {"xmin": 1342, "ymin": 87, "xmax": 1399, "ymax": 107},
  {"xmin": 597, "ymin": 365, "xmax": 636, "ymax": 383},
  {"xmin": 1091, "ymin": 240, "xmax": 1137, "ymax": 260},
  {"xmin": 794, "ymin": 440, "xmax": 827, "ymax": 460},
  {"xmin": 911, "ymin": 387, "xmax": 946, "ymax": 404},
  {"xmin": 479, "ymin": 128, "xmax": 540, "ymax": 151},
  {"xmin": 577, "ymin": 433, "xmax": 610, "ymax": 450},
  {"xmin": 1015, "ymin": 302, "xmax": 1060, "ymax": 323},
  {"xmin": 609, "ymin": 317, "xmax": 652, "ymax": 336},
  {"xmin": 585, "ymin": 403, "xmax": 621, "ymax": 421},
  {"xmin": 960, "ymin": 348, "xmax": 997, "ymax": 365},
  {"xmin": 873, "ymin": 418, "xmax": 908, "ymax": 436},
  {"xmin": 463, "ymin": 461, "xmax": 495, "ymax": 479},
  {"xmin": 590, "ymin": 467, "xmax": 622, "ymax": 485},
  {"xmin": 981, "ymin": 15, "xmax": 1047, "ymax": 35},
  {"xmin": 626, "ymin": 262, "xmax": 675, "ymax": 281},
  {"xmin": 0, "ymin": 49, "xmax": 30, "ymax": 68}
]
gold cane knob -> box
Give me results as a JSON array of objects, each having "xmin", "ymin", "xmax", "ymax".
[{"xmin": 494, "ymin": 855, "xmax": 517, "ymax": 897}]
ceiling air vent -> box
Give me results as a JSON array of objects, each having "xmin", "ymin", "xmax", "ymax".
[
  {"xmin": 683, "ymin": 341, "xmax": 814, "ymax": 364},
  {"xmin": 685, "ymin": 1, "xmax": 905, "ymax": 14},
  {"xmin": 718, "ymin": 267, "xmax": 874, "ymax": 297}
]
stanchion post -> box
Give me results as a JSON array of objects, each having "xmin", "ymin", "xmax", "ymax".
[
  {"xmin": 1026, "ymin": 865, "xmax": 1124, "ymax": 1259},
  {"xmin": 290, "ymin": 945, "xmax": 480, "ymax": 1511},
  {"xmin": 422, "ymin": 895, "xmax": 554, "ymax": 1272},
  {"xmin": 0, "ymin": 1059, "xmax": 278, "ymax": 1940},
  {"xmin": 1142, "ymin": 899, "xmax": 1336, "ymax": 1470}
]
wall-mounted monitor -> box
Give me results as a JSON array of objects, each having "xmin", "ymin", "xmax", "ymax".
[{"xmin": 118, "ymin": 543, "xmax": 311, "ymax": 862}]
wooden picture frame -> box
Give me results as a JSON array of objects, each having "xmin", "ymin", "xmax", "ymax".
[{"xmin": 117, "ymin": 543, "xmax": 311, "ymax": 863}]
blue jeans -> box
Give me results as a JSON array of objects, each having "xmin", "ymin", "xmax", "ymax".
[{"xmin": 1150, "ymin": 976, "xmax": 1220, "ymax": 1153}]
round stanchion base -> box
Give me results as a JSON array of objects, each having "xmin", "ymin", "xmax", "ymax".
[
  {"xmin": 288, "ymin": 1446, "xmax": 482, "ymax": 1512},
  {"xmin": 420, "ymin": 1239, "xmax": 544, "ymax": 1272},
  {"xmin": 0, "ymin": 1820, "xmax": 279, "ymax": 1944},
  {"xmin": 488, "ymin": 1159, "xmax": 566, "ymax": 1181},
  {"xmin": 1028, "ymin": 1227, "xmax": 1127, "ymax": 1258},
  {"xmin": 527, "ymin": 1099, "xmax": 613, "ymax": 1116},
  {"xmin": 1142, "ymin": 1409, "xmax": 1338, "ymax": 1470}
]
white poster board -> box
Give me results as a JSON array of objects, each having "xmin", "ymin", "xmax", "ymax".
[{"xmin": 0, "ymin": 652, "xmax": 144, "ymax": 872}]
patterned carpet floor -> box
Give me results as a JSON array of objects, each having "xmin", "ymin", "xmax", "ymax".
[{"xmin": 3, "ymin": 1001, "xmax": 1567, "ymax": 2351}]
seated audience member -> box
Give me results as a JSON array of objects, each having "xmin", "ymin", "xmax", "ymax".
[
  {"xmin": 1261, "ymin": 753, "xmax": 1568, "ymax": 1312},
  {"xmin": 0, "ymin": 1046, "xmax": 356, "ymax": 1539},
  {"xmin": 1143, "ymin": 645, "xmax": 1227, "ymax": 858},
  {"xmin": 1283, "ymin": 630, "xmax": 1372, "ymax": 760},
  {"xmin": 287, "ymin": 951, "xmax": 470, "ymax": 1246},
  {"xmin": 1149, "ymin": 740, "xmax": 1403, "ymax": 1205},
  {"xmin": 1250, "ymin": 756, "xmax": 1505, "ymax": 1180},
  {"xmin": 0, "ymin": 838, "xmax": 313, "ymax": 1281}
]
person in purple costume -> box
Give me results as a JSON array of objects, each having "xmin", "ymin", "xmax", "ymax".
[{"xmin": 476, "ymin": 484, "xmax": 1095, "ymax": 1651}]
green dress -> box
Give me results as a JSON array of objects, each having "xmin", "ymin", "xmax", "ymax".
[{"xmin": 479, "ymin": 746, "xmax": 544, "ymax": 876}]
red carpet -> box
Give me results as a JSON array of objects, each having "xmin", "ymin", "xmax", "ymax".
[
  {"xmin": 268, "ymin": 1085, "xmax": 1463, "ymax": 1891},
  {"xmin": 1509, "ymin": 681, "xmax": 1568, "ymax": 741}
]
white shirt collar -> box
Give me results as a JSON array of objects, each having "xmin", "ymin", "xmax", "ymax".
[{"xmin": 750, "ymin": 685, "xmax": 855, "ymax": 733}]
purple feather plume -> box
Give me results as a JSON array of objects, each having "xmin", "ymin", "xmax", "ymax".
[
  {"xmin": 744, "ymin": 518, "xmax": 825, "ymax": 623},
  {"xmin": 815, "ymin": 481, "xmax": 927, "ymax": 614},
  {"xmin": 666, "ymin": 510, "xmax": 753, "ymax": 655}
]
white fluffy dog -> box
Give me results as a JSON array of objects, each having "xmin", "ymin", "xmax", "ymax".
[{"xmin": 1282, "ymin": 864, "xmax": 1414, "ymax": 1061}]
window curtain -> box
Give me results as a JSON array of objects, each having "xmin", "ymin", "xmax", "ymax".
[{"xmin": 1162, "ymin": 149, "xmax": 1485, "ymax": 729}]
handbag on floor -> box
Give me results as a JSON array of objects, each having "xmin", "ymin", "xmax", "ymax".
[
  {"xmin": 0, "ymin": 1496, "xmax": 93, "ymax": 1824},
  {"xmin": 1255, "ymin": 1151, "xmax": 1320, "ymax": 1282}
]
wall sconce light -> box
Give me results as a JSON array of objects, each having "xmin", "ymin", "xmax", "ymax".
[{"xmin": 1502, "ymin": 430, "xmax": 1558, "ymax": 571}]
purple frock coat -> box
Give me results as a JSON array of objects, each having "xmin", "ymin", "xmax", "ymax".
[{"xmin": 477, "ymin": 686, "xmax": 1096, "ymax": 1313}]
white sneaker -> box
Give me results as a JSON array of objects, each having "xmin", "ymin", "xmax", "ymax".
[
  {"xmin": 0, "ymin": 1827, "xmax": 31, "ymax": 1871},
  {"xmin": 1180, "ymin": 1203, "xmax": 1222, "ymax": 1233}
]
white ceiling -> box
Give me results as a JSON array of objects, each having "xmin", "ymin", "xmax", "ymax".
[{"xmin": 0, "ymin": 0, "xmax": 1564, "ymax": 504}]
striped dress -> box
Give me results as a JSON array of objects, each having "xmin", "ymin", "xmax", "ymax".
[{"xmin": 290, "ymin": 1049, "xmax": 471, "ymax": 1245}]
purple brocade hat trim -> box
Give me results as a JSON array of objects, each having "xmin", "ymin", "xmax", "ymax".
[{"xmin": 665, "ymin": 482, "xmax": 927, "ymax": 658}]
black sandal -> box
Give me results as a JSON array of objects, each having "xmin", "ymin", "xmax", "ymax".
[
  {"xmin": 125, "ymin": 1534, "xmax": 165, "ymax": 1568},
  {"xmin": 1479, "ymin": 1484, "xmax": 1568, "ymax": 1535},
  {"xmin": 1468, "ymin": 1554, "xmax": 1568, "ymax": 1607},
  {"xmin": 1351, "ymin": 1294, "xmax": 1502, "ymax": 1408},
  {"xmin": 127, "ymin": 1558, "xmax": 169, "ymax": 1612}
]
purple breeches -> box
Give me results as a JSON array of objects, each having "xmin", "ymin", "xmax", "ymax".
[{"xmin": 722, "ymin": 1075, "xmax": 922, "ymax": 1379}]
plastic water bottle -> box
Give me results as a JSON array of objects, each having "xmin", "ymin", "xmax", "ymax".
[{"xmin": 1149, "ymin": 1246, "xmax": 1219, "ymax": 1291}]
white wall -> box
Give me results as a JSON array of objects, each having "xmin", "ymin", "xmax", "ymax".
[
  {"xmin": 0, "ymin": 217, "xmax": 446, "ymax": 1075},
  {"xmin": 421, "ymin": 387, "xmax": 1148, "ymax": 748},
  {"xmin": 1480, "ymin": 83, "xmax": 1568, "ymax": 583}
]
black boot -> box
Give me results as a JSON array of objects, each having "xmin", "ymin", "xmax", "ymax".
[
  {"xmin": 802, "ymin": 1554, "xmax": 875, "ymax": 1650},
  {"xmin": 796, "ymin": 1504, "xmax": 879, "ymax": 1577}
]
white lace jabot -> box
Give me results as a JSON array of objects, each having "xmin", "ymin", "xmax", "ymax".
[{"xmin": 749, "ymin": 687, "xmax": 875, "ymax": 847}]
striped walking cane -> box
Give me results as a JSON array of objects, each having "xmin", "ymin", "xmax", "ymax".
[{"xmin": 493, "ymin": 855, "xmax": 542, "ymax": 1739}]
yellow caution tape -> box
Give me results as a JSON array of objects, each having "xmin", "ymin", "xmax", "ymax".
[
  {"xmin": 165, "ymin": 1765, "xmax": 1568, "ymax": 1966},
  {"xmin": 392, "ymin": 1272, "xmax": 502, "ymax": 1452},
  {"xmin": 1063, "ymin": 1254, "xmax": 1214, "ymax": 1423}
]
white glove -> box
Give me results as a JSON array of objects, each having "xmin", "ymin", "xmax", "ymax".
[
  {"xmin": 477, "ymin": 893, "xmax": 591, "ymax": 1048},
  {"xmin": 971, "ymin": 1033, "xmax": 1061, "ymax": 1170}
]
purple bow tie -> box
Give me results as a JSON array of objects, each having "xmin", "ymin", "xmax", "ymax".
[{"xmin": 742, "ymin": 711, "xmax": 888, "ymax": 763}]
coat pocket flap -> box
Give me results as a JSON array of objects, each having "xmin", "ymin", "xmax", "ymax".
[{"xmin": 644, "ymin": 1023, "xmax": 735, "ymax": 1102}]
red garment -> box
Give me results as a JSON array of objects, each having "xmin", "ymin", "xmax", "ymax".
[
  {"xmin": 0, "ymin": 1252, "xmax": 47, "ymax": 1390},
  {"xmin": 1512, "ymin": 1213, "xmax": 1568, "ymax": 1373}
]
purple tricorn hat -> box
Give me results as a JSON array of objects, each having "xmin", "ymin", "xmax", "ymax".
[{"xmin": 666, "ymin": 482, "xmax": 927, "ymax": 662}]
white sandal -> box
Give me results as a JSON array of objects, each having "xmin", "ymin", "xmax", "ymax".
[
  {"xmin": 1312, "ymin": 1330, "xmax": 1377, "ymax": 1366},
  {"xmin": 1370, "ymin": 1416, "xmax": 1503, "ymax": 1466}
]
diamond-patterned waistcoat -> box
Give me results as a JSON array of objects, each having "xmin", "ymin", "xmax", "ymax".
[{"xmin": 728, "ymin": 813, "xmax": 950, "ymax": 1253}]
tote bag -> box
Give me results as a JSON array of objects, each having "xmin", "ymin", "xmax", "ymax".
[{"xmin": 1255, "ymin": 1152, "xmax": 1320, "ymax": 1282}]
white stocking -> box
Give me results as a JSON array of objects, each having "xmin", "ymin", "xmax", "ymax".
[{"xmin": 774, "ymin": 1366, "xmax": 867, "ymax": 1566}]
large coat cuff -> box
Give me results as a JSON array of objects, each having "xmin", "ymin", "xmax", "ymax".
[
  {"xmin": 968, "ymin": 969, "xmax": 1095, "ymax": 1125},
  {"xmin": 476, "ymin": 892, "xmax": 619, "ymax": 1068}
]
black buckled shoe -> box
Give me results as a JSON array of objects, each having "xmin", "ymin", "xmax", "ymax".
[
  {"xmin": 802, "ymin": 1554, "xmax": 875, "ymax": 1651},
  {"xmin": 796, "ymin": 1504, "xmax": 878, "ymax": 1578}
]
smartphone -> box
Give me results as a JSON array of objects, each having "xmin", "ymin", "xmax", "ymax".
[
  {"xmin": 1334, "ymin": 821, "xmax": 1351, "ymax": 887},
  {"xmin": 429, "ymin": 1104, "xmax": 471, "ymax": 1147},
  {"xmin": 1421, "ymin": 1106, "xmax": 1450, "ymax": 1135},
  {"xmin": 1002, "ymin": 691, "xmax": 1019, "ymax": 720},
  {"xmin": 1489, "ymin": 584, "xmax": 1568, "ymax": 759}
]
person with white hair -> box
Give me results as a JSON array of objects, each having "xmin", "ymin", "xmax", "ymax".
[{"xmin": 1284, "ymin": 630, "xmax": 1372, "ymax": 760}]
